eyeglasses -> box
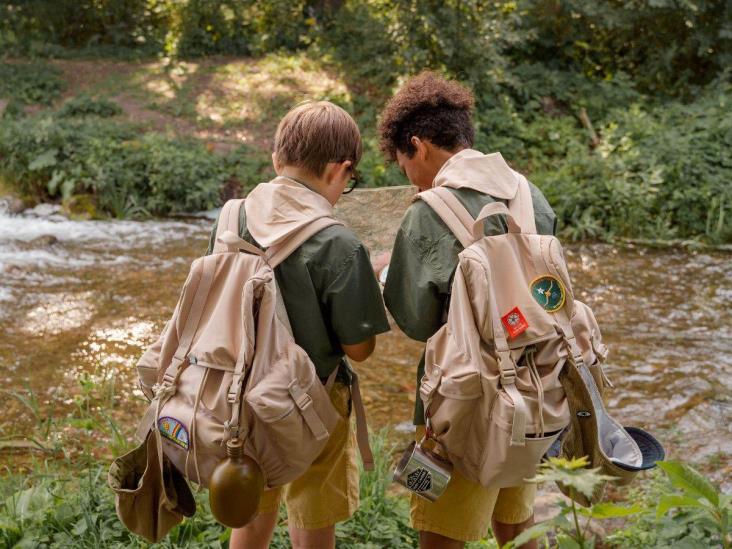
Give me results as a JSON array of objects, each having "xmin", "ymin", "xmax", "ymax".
[{"xmin": 342, "ymin": 167, "xmax": 360, "ymax": 194}]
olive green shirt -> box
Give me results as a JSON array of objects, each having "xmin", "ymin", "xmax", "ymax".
[
  {"xmin": 206, "ymin": 208, "xmax": 390, "ymax": 384},
  {"xmin": 383, "ymin": 184, "xmax": 557, "ymax": 424}
]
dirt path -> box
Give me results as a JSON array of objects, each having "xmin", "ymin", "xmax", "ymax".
[{"xmin": 47, "ymin": 56, "xmax": 349, "ymax": 153}]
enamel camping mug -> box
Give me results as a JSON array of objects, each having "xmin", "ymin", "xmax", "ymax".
[{"xmin": 393, "ymin": 439, "xmax": 452, "ymax": 501}]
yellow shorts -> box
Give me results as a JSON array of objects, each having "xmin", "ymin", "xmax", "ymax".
[
  {"xmin": 256, "ymin": 382, "xmax": 359, "ymax": 530},
  {"xmin": 410, "ymin": 426, "xmax": 536, "ymax": 542}
]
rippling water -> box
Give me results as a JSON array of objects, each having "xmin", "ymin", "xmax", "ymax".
[{"xmin": 1, "ymin": 193, "xmax": 730, "ymax": 482}]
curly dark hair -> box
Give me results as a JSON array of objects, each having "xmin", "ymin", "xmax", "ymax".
[{"xmin": 378, "ymin": 71, "xmax": 475, "ymax": 160}]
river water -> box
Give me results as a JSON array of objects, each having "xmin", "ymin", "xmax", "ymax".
[{"xmin": 1, "ymin": 191, "xmax": 730, "ymax": 482}]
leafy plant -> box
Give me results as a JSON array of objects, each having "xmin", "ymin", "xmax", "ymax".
[
  {"xmin": 0, "ymin": 62, "xmax": 64, "ymax": 105},
  {"xmin": 505, "ymin": 456, "xmax": 642, "ymax": 549},
  {"xmin": 57, "ymin": 95, "xmax": 123, "ymax": 118},
  {"xmin": 0, "ymin": 113, "xmax": 270, "ymax": 217},
  {"xmin": 654, "ymin": 461, "xmax": 731, "ymax": 549}
]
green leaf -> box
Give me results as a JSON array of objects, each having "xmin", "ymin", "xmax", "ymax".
[
  {"xmin": 60, "ymin": 179, "xmax": 76, "ymax": 201},
  {"xmin": 557, "ymin": 534, "xmax": 584, "ymax": 549},
  {"xmin": 581, "ymin": 502, "xmax": 643, "ymax": 519},
  {"xmin": 28, "ymin": 148, "xmax": 58, "ymax": 171},
  {"xmin": 656, "ymin": 494, "xmax": 708, "ymax": 518},
  {"xmin": 530, "ymin": 457, "xmax": 615, "ymax": 499},
  {"xmin": 502, "ymin": 521, "xmax": 553, "ymax": 548},
  {"xmin": 47, "ymin": 170, "xmax": 64, "ymax": 195},
  {"xmin": 657, "ymin": 461, "xmax": 720, "ymax": 506}
]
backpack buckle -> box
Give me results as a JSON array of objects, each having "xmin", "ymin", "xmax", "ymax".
[
  {"xmin": 227, "ymin": 373, "xmax": 243, "ymax": 403},
  {"xmin": 294, "ymin": 392, "xmax": 313, "ymax": 410},
  {"xmin": 498, "ymin": 356, "xmax": 517, "ymax": 385},
  {"xmin": 288, "ymin": 380, "xmax": 313, "ymax": 410}
]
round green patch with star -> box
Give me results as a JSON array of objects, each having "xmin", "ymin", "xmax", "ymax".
[{"xmin": 530, "ymin": 275, "xmax": 566, "ymax": 312}]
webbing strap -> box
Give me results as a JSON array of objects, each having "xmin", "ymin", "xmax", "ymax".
[
  {"xmin": 136, "ymin": 257, "xmax": 218, "ymax": 442},
  {"xmin": 472, "ymin": 202, "xmax": 522, "ymax": 238},
  {"xmin": 217, "ymin": 230, "xmax": 266, "ymax": 257},
  {"xmin": 266, "ymin": 217, "xmax": 343, "ymax": 268},
  {"xmin": 504, "ymin": 383, "xmax": 528, "ymax": 447},
  {"xmin": 161, "ymin": 256, "xmax": 218, "ymax": 385},
  {"xmin": 417, "ymin": 190, "xmax": 474, "ymax": 248},
  {"xmin": 289, "ymin": 380, "xmax": 329, "ymax": 441},
  {"xmin": 350, "ymin": 371, "xmax": 375, "ymax": 471},
  {"xmin": 472, "ymin": 243, "xmax": 527, "ymax": 445},
  {"xmin": 431, "ymin": 187, "xmax": 475, "ymax": 234}
]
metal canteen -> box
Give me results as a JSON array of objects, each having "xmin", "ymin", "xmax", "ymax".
[{"xmin": 393, "ymin": 438, "xmax": 452, "ymax": 502}]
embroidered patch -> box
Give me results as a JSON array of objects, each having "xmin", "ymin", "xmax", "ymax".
[
  {"xmin": 158, "ymin": 416, "xmax": 189, "ymax": 450},
  {"xmin": 407, "ymin": 468, "xmax": 432, "ymax": 493},
  {"xmin": 501, "ymin": 306, "xmax": 529, "ymax": 339},
  {"xmin": 530, "ymin": 275, "xmax": 566, "ymax": 313}
]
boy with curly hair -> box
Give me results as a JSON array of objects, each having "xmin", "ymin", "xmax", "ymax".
[{"xmin": 376, "ymin": 72, "xmax": 557, "ymax": 548}]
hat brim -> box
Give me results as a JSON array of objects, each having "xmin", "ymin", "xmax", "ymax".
[{"xmin": 613, "ymin": 427, "xmax": 665, "ymax": 471}]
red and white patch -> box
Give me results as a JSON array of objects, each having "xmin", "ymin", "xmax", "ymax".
[{"xmin": 501, "ymin": 307, "xmax": 529, "ymax": 339}]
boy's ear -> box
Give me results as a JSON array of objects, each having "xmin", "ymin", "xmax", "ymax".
[
  {"xmin": 323, "ymin": 160, "xmax": 351, "ymax": 185},
  {"xmin": 272, "ymin": 152, "xmax": 282, "ymax": 174},
  {"xmin": 411, "ymin": 136, "xmax": 428, "ymax": 160}
]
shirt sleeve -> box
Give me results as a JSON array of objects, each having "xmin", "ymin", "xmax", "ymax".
[
  {"xmin": 321, "ymin": 244, "xmax": 391, "ymax": 346},
  {"xmin": 383, "ymin": 226, "xmax": 448, "ymax": 342}
]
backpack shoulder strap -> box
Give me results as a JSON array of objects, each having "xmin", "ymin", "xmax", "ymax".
[
  {"xmin": 417, "ymin": 188, "xmax": 475, "ymax": 248},
  {"xmin": 213, "ymin": 199, "xmax": 245, "ymax": 253},
  {"xmin": 509, "ymin": 175, "xmax": 537, "ymax": 234},
  {"xmin": 266, "ymin": 217, "xmax": 344, "ymax": 268}
]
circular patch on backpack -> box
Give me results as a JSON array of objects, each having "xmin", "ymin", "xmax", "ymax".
[{"xmin": 530, "ymin": 275, "xmax": 566, "ymax": 313}]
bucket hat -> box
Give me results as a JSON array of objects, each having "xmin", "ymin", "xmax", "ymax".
[
  {"xmin": 557, "ymin": 358, "xmax": 666, "ymax": 506},
  {"xmin": 108, "ymin": 431, "xmax": 195, "ymax": 542}
]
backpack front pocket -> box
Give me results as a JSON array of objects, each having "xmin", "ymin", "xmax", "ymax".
[
  {"xmin": 426, "ymin": 369, "xmax": 482, "ymax": 461},
  {"xmin": 475, "ymin": 390, "xmax": 562, "ymax": 489},
  {"xmin": 245, "ymin": 348, "xmax": 340, "ymax": 487}
]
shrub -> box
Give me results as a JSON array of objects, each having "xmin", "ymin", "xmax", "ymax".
[
  {"xmin": 0, "ymin": 62, "xmax": 64, "ymax": 105},
  {"xmin": 57, "ymin": 95, "xmax": 123, "ymax": 118},
  {"xmin": 0, "ymin": 114, "xmax": 269, "ymax": 217}
]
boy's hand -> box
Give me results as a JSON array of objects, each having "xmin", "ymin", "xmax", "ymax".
[{"xmin": 371, "ymin": 252, "xmax": 391, "ymax": 278}]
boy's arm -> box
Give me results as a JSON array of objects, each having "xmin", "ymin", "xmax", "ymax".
[
  {"xmin": 383, "ymin": 226, "xmax": 448, "ymax": 342},
  {"xmin": 322, "ymin": 242, "xmax": 390, "ymax": 357}
]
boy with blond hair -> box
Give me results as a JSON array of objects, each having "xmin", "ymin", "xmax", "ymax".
[{"xmin": 206, "ymin": 101, "xmax": 389, "ymax": 549}]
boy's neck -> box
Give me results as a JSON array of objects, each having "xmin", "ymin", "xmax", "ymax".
[{"xmin": 279, "ymin": 167, "xmax": 327, "ymax": 198}]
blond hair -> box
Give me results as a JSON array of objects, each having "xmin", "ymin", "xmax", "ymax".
[{"xmin": 273, "ymin": 101, "xmax": 362, "ymax": 177}]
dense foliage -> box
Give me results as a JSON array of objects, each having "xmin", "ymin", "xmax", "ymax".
[
  {"xmin": 0, "ymin": 2, "xmax": 730, "ymax": 242},
  {"xmin": 0, "ymin": 112, "xmax": 270, "ymax": 217},
  {"xmin": 3, "ymin": 1, "xmax": 730, "ymax": 93}
]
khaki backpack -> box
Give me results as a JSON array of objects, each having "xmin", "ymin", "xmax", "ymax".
[
  {"xmin": 417, "ymin": 180, "xmax": 641, "ymax": 489},
  {"xmin": 133, "ymin": 198, "xmax": 373, "ymax": 492}
]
